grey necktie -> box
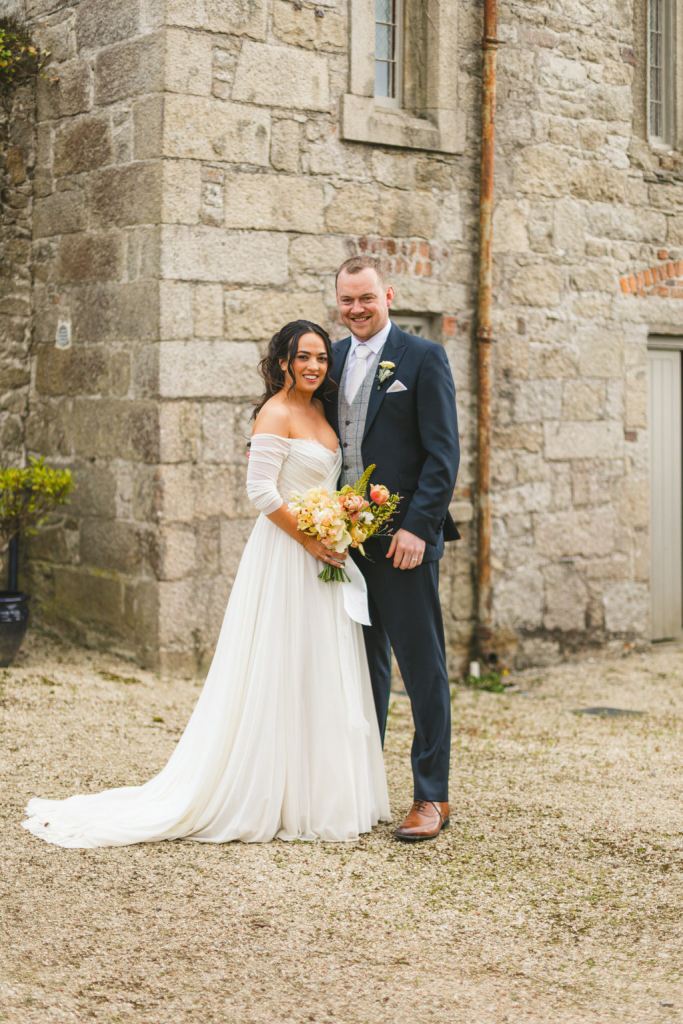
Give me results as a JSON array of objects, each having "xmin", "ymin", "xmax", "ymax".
[{"xmin": 345, "ymin": 344, "xmax": 373, "ymax": 403}]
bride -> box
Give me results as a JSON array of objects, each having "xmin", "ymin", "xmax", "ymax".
[{"xmin": 23, "ymin": 320, "xmax": 390, "ymax": 847}]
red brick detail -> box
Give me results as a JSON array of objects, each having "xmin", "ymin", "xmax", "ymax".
[
  {"xmin": 354, "ymin": 236, "xmax": 449, "ymax": 280},
  {"xmin": 618, "ymin": 250, "xmax": 683, "ymax": 298},
  {"xmin": 441, "ymin": 315, "xmax": 458, "ymax": 339}
]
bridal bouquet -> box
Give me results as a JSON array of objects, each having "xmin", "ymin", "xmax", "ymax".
[{"xmin": 288, "ymin": 465, "xmax": 400, "ymax": 582}]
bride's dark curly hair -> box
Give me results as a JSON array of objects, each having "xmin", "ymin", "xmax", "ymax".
[{"xmin": 253, "ymin": 319, "xmax": 336, "ymax": 418}]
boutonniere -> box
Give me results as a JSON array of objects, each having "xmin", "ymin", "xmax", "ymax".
[{"xmin": 376, "ymin": 361, "xmax": 395, "ymax": 389}]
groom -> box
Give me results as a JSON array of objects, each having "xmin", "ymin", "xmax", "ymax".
[{"xmin": 326, "ymin": 256, "xmax": 460, "ymax": 841}]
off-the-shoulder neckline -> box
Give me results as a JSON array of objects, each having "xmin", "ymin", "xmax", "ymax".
[{"xmin": 250, "ymin": 432, "xmax": 340, "ymax": 456}]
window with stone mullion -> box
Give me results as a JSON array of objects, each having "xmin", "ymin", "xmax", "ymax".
[
  {"xmin": 342, "ymin": 0, "xmax": 462, "ymax": 154},
  {"xmin": 648, "ymin": 0, "xmax": 676, "ymax": 145},
  {"xmin": 375, "ymin": 0, "xmax": 402, "ymax": 105}
]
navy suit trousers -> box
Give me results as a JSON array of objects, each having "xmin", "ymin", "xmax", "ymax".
[{"xmin": 353, "ymin": 546, "xmax": 451, "ymax": 802}]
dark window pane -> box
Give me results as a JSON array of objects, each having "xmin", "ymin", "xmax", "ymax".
[{"xmin": 375, "ymin": 23, "xmax": 393, "ymax": 60}]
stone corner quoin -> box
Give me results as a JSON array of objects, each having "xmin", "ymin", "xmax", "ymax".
[{"xmin": 6, "ymin": 0, "xmax": 682, "ymax": 672}]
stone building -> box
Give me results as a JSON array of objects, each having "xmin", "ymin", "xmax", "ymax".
[{"xmin": 1, "ymin": 0, "xmax": 682, "ymax": 673}]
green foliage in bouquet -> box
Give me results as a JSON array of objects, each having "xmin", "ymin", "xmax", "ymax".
[
  {"xmin": 0, "ymin": 456, "xmax": 74, "ymax": 550},
  {"xmin": 0, "ymin": 17, "xmax": 49, "ymax": 94},
  {"xmin": 339, "ymin": 463, "xmax": 401, "ymax": 545},
  {"xmin": 289, "ymin": 466, "xmax": 401, "ymax": 584},
  {"xmin": 350, "ymin": 463, "xmax": 375, "ymax": 498}
]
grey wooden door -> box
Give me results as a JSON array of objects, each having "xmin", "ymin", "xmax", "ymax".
[{"xmin": 648, "ymin": 347, "xmax": 683, "ymax": 640}]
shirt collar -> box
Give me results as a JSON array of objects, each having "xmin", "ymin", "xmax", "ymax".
[{"xmin": 350, "ymin": 320, "xmax": 392, "ymax": 357}]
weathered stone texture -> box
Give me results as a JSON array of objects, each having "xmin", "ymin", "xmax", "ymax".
[
  {"xmin": 9, "ymin": 0, "xmax": 683, "ymax": 672},
  {"xmin": 162, "ymin": 160, "xmax": 202, "ymax": 223},
  {"xmin": 35, "ymin": 343, "xmax": 127, "ymax": 397},
  {"xmin": 36, "ymin": 59, "xmax": 92, "ymax": 119},
  {"xmin": 163, "ymin": 95, "xmax": 271, "ymax": 163},
  {"xmin": 88, "ymin": 162, "xmax": 163, "ymax": 227},
  {"xmin": 272, "ymin": 1, "xmax": 346, "ymax": 51},
  {"xmin": 269, "ymin": 118, "xmax": 302, "ymax": 173},
  {"xmin": 159, "ymin": 341, "xmax": 262, "ymax": 399},
  {"xmin": 33, "ymin": 189, "xmax": 86, "ymax": 237},
  {"xmin": 56, "ymin": 232, "xmax": 125, "ymax": 283},
  {"xmin": 166, "ymin": 0, "xmax": 267, "ymax": 39},
  {"xmin": 224, "ymin": 288, "xmax": 329, "ymax": 340},
  {"xmin": 222, "ymin": 172, "xmax": 325, "ymax": 233},
  {"xmin": 484, "ymin": 0, "xmax": 683, "ymax": 664},
  {"xmin": 162, "ymin": 226, "xmax": 289, "ymax": 284},
  {"xmin": 0, "ymin": 84, "xmax": 35, "ymax": 467},
  {"xmin": 7, "ymin": 1, "xmax": 165, "ymax": 666},
  {"xmin": 53, "ymin": 114, "xmax": 112, "ymax": 175},
  {"xmin": 76, "ymin": 0, "xmax": 140, "ymax": 51},
  {"xmin": 94, "ymin": 33, "xmax": 165, "ymax": 105},
  {"xmin": 164, "ymin": 28, "xmax": 213, "ymax": 96},
  {"xmin": 233, "ymin": 41, "xmax": 330, "ymax": 110}
]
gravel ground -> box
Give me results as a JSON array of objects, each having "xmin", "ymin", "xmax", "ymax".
[{"xmin": 1, "ymin": 633, "xmax": 682, "ymax": 1024}]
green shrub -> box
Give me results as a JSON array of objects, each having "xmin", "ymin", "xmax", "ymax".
[
  {"xmin": 0, "ymin": 17, "xmax": 49, "ymax": 94},
  {"xmin": 0, "ymin": 456, "xmax": 74, "ymax": 550}
]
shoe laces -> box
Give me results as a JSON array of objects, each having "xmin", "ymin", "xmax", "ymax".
[{"xmin": 413, "ymin": 800, "xmax": 444, "ymax": 821}]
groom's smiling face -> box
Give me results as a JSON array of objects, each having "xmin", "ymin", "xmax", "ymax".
[{"xmin": 336, "ymin": 268, "xmax": 394, "ymax": 341}]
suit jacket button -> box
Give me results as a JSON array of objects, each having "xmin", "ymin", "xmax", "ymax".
[
  {"xmin": 343, "ymin": 442, "xmax": 348, "ymax": 448},
  {"xmin": 343, "ymin": 464, "xmax": 349, "ymax": 471},
  {"xmin": 345, "ymin": 420, "xmax": 351, "ymax": 426}
]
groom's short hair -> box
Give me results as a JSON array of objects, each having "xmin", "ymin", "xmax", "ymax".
[{"xmin": 335, "ymin": 256, "xmax": 388, "ymax": 289}]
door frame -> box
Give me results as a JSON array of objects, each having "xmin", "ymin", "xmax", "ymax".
[{"xmin": 647, "ymin": 334, "xmax": 683, "ymax": 641}]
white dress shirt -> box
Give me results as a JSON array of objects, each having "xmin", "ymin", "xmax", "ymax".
[
  {"xmin": 345, "ymin": 320, "xmax": 393, "ymax": 402},
  {"xmin": 349, "ymin": 319, "xmax": 392, "ymax": 360}
]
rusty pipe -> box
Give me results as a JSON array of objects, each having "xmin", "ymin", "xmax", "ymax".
[{"xmin": 475, "ymin": 0, "xmax": 500, "ymax": 658}]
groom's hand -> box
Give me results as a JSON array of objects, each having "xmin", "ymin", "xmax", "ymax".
[{"xmin": 387, "ymin": 529, "xmax": 426, "ymax": 570}]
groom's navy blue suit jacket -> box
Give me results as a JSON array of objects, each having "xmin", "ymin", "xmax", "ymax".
[{"xmin": 325, "ymin": 323, "xmax": 460, "ymax": 562}]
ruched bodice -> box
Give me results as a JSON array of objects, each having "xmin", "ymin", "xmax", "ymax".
[
  {"xmin": 245, "ymin": 434, "xmax": 342, "ymax": 514},
  {"xmin": 276, "ymin": 438, "xmax": 342, "ymax": 502},
  {"xmin": 246, "ymin": 434, "xmax": 370, "ymax": 630}
]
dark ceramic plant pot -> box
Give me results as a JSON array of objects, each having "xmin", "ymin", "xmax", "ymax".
[{"xmin": 0, "ymin": 591, "xmax": 29, "ymax": 667}]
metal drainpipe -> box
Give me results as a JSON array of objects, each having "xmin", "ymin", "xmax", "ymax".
[{"xmin": 475, "ymin": 0, "xmax": 500, "ymax": 661}]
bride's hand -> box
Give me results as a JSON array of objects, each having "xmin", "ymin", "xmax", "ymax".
[{"xmin": 302, "ymin": 537, "xmax": 348, "ymax": 568}]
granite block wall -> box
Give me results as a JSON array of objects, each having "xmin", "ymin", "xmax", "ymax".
[{"xmin": 3, "ymin": 0, "xmax": 681, "ymax": 672}]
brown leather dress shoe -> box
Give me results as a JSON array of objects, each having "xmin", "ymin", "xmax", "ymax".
[{"xmin": 394, "ymin": 800, "xmax": 450, "ymax": 842}]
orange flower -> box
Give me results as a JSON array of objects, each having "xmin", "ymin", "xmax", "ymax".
[{"xmin": 369, "ymin": 484, "xmax": 390, "ymax": 505}]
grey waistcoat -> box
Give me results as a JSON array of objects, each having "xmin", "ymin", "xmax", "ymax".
[{"xmin": 337, "ymin": 345, "xmax": 384, "ymax": 487}]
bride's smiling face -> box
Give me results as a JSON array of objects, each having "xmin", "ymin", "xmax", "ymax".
[{"xmin": 281, "ymin": 332, "xmax": 329, "ymax": 395}]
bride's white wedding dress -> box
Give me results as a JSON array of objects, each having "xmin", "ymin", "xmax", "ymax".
[{"xmin": 23, "ymin": 434, "xmax": 390, "ymax": 847}]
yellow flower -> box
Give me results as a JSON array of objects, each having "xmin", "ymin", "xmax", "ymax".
[{"xmin": 350, "ymin": 524, "xmax": 366, "ymax": 545}]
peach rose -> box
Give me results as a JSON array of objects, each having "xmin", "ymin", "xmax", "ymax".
[
  {"xmin": 340, "ymin": 493, "xmax": 366, "ymax": 516},
  {"xmin": 369, "ymin": 484, "xmax": 390, "ymax": 505}
]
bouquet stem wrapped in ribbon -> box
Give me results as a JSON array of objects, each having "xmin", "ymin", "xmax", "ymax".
[{"xmin": 288, "ymin": 465, "xmax": 401, "ymax": 582}]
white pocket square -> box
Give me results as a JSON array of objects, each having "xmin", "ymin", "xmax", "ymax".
[{"xmin": 386, "ymin": 380, "xmax": 408, "ymax": 393}]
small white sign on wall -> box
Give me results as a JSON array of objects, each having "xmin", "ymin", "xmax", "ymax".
[{"xmin": 55, "ymin": 318, "xmax": 72, "ymax": 350}]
